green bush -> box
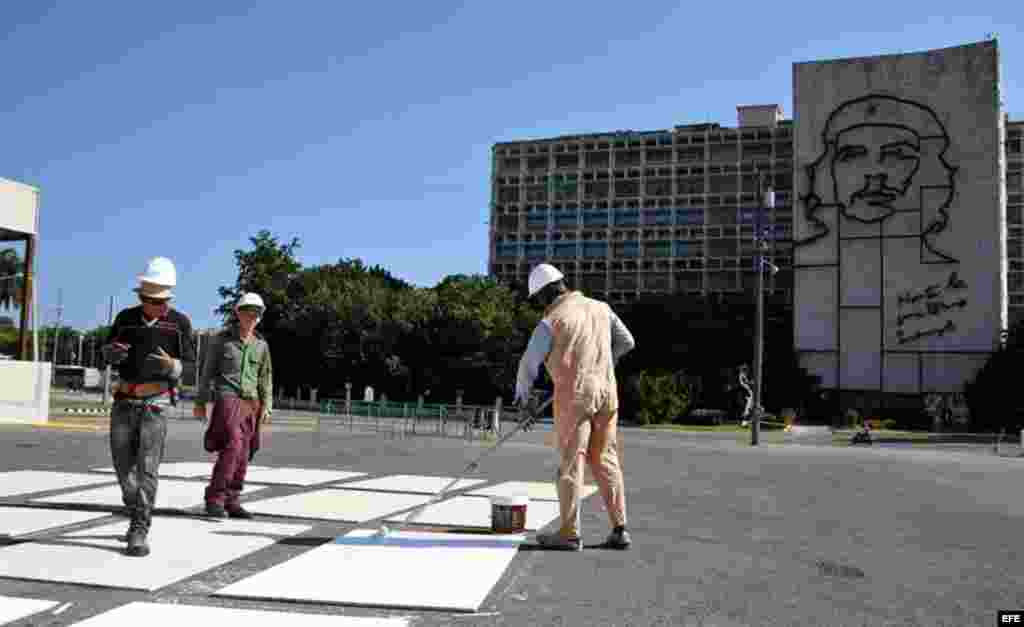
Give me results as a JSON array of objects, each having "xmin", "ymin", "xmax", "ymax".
[
  {"xmin": 634, "ymin": 370, "xmax": 691, "ymax": 425},
  {"xmin": 881, "ymin": 418, "xmax": 898, "ymax": 430}
]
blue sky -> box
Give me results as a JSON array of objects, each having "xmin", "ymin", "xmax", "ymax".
[{"xmin": 0, "ymin": 1, "xmax": 1020, "ymax": 331}]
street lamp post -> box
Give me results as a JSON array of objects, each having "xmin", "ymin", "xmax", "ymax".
[{"xmin": 752, "ymin": 168, "xmax": 777, "ymax": 446}]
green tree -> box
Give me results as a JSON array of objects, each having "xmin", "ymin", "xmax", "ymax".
[{"xmin": 0, "ymin": 248, "xmax": 23, "ymax": 310}]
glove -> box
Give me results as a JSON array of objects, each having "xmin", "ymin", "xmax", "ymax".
[
  {"xmin": 145, "ymin": 347, "xmax": 177, "ymax": 377},
  {"xmin": 102, "ymin": 342, "xmax": 131, "ymax": 365}
]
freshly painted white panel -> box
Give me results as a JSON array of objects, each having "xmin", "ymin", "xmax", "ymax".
[
  {"xmin": 34, "ymin": 480, "xmax": 267, "ymax": 510},
  {"xmin": 387, "ymin": 495, "xmax": 561, "ymax": 531},
  {"xmin": 0, "ymin": 518, "xmax": 309, "ymax": 591},
  {"xmin": 215, "ymin": 529, "xmax": 524, "ymax": 612},
  {"xmin": 237, "ymin": 467, "xmax": 365, "ymax": 486},
  {"xmin": 338, "ymin": 474, "xmax": 485, "ymax": 494},
  {"xmin": 0, "ymin": 595, "xmax": 57, "ymax": 625},
  {"xmin": 467, "ymin": 480, "xmax": 597, "ymax": 502},
  {"xmin": 91, "ymin": 463, "xmax": 274, "ymax": 479},
  {"xmin": 0, "ymin": 471, "xmax": 114, "ymax": 498},
  {"xmin": 0, "ymin": 507, "xmax": 108, "ymax": 536},
  {"xmin": 244, "ymin": 488, "xmax": 429, "ymax": 523},
  {"xmin": 68, "ymin": 602, "xmax": 409, "ymax": 626}
]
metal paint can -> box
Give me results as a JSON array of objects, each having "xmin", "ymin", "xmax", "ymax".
[{"xmin": 490, "ymin": 495, "xmax": 529, "ymax": 534}]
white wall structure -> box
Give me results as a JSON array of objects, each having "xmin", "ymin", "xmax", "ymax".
[
  {"xmin": 793, "ymin": 41, "xmax": 1007, "ymax": 395},
  {"xmin": 0, "ymin": 177, "xmax": 48, "ymax": 423}
]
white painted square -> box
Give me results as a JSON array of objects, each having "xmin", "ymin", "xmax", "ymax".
[
  {"xmin": 67, "ymin": 602, "xmax": 409, "ymax": 626},
  {"xmin": 388, "ymin": 495, "xmax": 561, "ymax": 531},
  {"xmin": 0, "ymin": 471, "xmax": 114, "ymax": 499},
  {"xmin": 338, "ymin": 474, "xmax": 486, "ymax": 494},
  {"xmin": 33, "ymin": 480, "xmax": 267, "ymax": 511},
  {"xmin": 468, "ymin": 480, "xmax": 598, "ymax": 502},
  {"xmin": 0, "ymin": 507, "xmax": 109, "ymax": 537},
  {"xmin": 216, "ymin": 529, "xmax": 524, "ymax": 612},
  {"xmin": 0, "ymin": 517, "xmax": 310, "ymax": 592},
  {"xmin": 244, "ymin": 489, "xmax": 429, "ymax": 523},
  {"xmin": 238, "ymin": 467, "xmax": 366, "ymax": 486},
  {"xmin": 0, "ymin": 595, "xmax": 58, "ymax": 625}
]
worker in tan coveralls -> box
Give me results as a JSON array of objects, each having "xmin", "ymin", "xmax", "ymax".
[
  {"xmin": 515, "ymin": 263, "xmax": 636, "ymax": 551},
  {"xmin": 194, "ymin": 293, "xmax": 273, "ymax": 518}
]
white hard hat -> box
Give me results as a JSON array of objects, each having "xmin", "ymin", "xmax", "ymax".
[
  {"xmin": 137, "ymin": 257, "xmax": 177, "ymax": 287},
  {"xmin": 236, "ymin": 292, "xmax": 265, "ymax": 311},
  {"xmin": 528, "ymin": 263, "xmax": 564, "ymax": 297}
]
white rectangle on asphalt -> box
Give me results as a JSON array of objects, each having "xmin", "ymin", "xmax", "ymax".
[
  {"xmin": 0, "ymin": 595, "xmax": 58, "ymax": 625},
  {"xmin": 0, "ymin": 471, "xmax": 115, "ymax": 498},
  {"xmin": 244, "ymin": 489, "xmax": 429, "ymax": 523},
  {"xmin": 387, "ymin": 495, "xmax": 561, "ymax": 531},
  {"xmin": 0, "ymin": 507, "xmax": 109, "ymax": 537},
  {"xmin": 237, "ymin": 468, "xmax": 366, "ymax": 486},
  {"xmin": 338, "ymin": 474, "xmax": 486, "ymax": 494},
  {"xmin": 215, "ymin": 529, "xmax": 524, "ymax": 612},
  {"xmin": 33, "ymin": 480, "xmax": 267, "ymax": 511},
  {"xmin": 67, "ymin": 601, "xmax": 410, "ymax": 626},
  {"xmin": 0, "ymin": 517, "xmax": 310, "ymax": 592},
  {"xmin": 467, "ymin": 480, "xmax": 597, "ymax": 502}
]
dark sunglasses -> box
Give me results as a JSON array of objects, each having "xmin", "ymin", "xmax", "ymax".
[{"xmin": 140, "ymin": 296, "xmax": 171, "ymax": 306}]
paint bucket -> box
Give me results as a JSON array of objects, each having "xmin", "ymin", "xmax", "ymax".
[{"xmin": 490, "ymin": 495, "xmax": 529, "ymax": 534}]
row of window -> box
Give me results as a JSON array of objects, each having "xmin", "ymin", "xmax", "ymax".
[
  {"xmin": 505, "ymin": 207, "xmax": 787, "ymax": 228},
  {"xmin": 495, "ymin": 240, "xmax": 790, "ymax": 259}
]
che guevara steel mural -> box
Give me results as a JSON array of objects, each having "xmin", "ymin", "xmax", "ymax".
[{"xmin": 795, "ymin": 93, "xmax": 966, "ymax": 346}]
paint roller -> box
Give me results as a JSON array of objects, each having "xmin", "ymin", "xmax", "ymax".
[{"xmin": 372, "ymin": 394, "xmax": 553, "ymax": 539}]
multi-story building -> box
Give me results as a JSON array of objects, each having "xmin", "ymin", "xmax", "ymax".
[
  {"xmin": 1006, "ymin": 118, "xmax": 1024, "ymax": 325},
  {"xmin": 489, "ymin": 108, "xmax": 1024, "ymax": 323},
  {"xmin": 489, "ymin": 105, "xmax": 794, "ymax": 309}
]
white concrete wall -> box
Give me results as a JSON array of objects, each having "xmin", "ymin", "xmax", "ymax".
[
  {"xmin": 0, "ymin": 361, "xmax": 51, "ymax": 423},
  {"xmin": 0, "ymin": 178, "xmax": 39, "ymax": 236},
  {"xmin": 793, "ymin": 41, "xmax": 1006, "ymax": 394}
]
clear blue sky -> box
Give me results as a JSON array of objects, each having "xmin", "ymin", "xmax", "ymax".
[{"xmin": 0, "ymin": 1, "xmax": 1020, "ymax": 331}]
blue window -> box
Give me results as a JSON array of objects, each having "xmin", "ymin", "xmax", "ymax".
[
  {"xmin": 553, "ymin": 243, "xmax": 578, "ymax": 258},
  {"xmin": 676, "ymin": 209, "xmax": 703, "ymax": 225},
  {"xmin": 615, "ymin": 241, "xmax": 640, "ymax": 257},
  {"xmin": 495, "ymin": 243, "xmax": 519, "ymax": 259},
  {"xmin": 525, "ymin": 243, "xmax": 547, "ymax": 259},
  {"xmin": 583, "ymin": 242, "xmax": 608, "ymax": 258},
  {"xmin": 526, "ymin": 214, "xmax": 548, "ymax": 228},
  {"xmin": 675, "ymin": 241, "xmax": 701, "ymax": 256},
  {"xmin": 554, "ymin": 210, "xmax": 578, "ymax": 228},
  {"xmin": 583, "ymin": 211, "xmax": 609, "ymax": 227},
  {"xmin": 614, "ymin": 208, "xmax": 640, "ymax": 227},
  {"xmin": 645, "ymin": 209, "xmax": 673, "ymax": 226}
]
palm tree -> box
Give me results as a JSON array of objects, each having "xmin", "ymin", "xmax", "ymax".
[{"xmin": 0, "ymin": 248, "xmax": 23, "ymax": 310}]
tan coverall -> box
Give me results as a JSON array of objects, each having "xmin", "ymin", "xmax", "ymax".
[{"xmin": 543, "ymin": 291, "xmax": 629, "ymax": 539}]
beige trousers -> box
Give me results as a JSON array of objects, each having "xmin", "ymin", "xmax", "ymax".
[{"xmin": 555, "ymin": 409, "xmax": 627, "ymax": 538}]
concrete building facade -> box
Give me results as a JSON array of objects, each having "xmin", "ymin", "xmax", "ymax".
[
  {"xmin": 488, "ymin": 44, "xmax": 1023, "ymax": 335},
  {"xmin": 489, "ymin": 113, "xmax": 796, "ymax": 307},
  {"xmin": 792, "ymin": 41, "xmax": 1006, "ymax": 396}
]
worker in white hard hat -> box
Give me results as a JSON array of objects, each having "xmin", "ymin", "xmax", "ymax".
[
  {"xmin": 101, "ymin": 257, "xmax": 196, "ymax": 557},
  {"xmin": 514, "ymin": 263, "xmax": 636, "ymax": 551},
  {"xmin": 194, "ymin": 292, "xmax": 273, "ymax": 519}
]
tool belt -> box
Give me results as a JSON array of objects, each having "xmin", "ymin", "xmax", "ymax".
[{"xmin": 114, "ymin": 382, "xmax": 172, "ymax": 401}]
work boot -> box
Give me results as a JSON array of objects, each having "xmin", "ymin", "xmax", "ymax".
[
  {"xmin": 604, "ymin": 526, "xmax": 632, "ymax": 550},
  {"xmin": 204, "ymin": 503, "xmax": 228, "ymax": 518},
  {"xmin": 536, "ymin": 532, "xmax": 581, "ymax": 551},
  {"xmin": 124, "ymin": 517, "xmax": 149, "ymax": 557},
  {"xmin": 226, "ymin": 505, "xmax": 254, "ymax": 520}
]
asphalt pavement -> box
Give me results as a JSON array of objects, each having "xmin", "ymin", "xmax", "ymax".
[{"xmin": 1, "ymin": 414, "xmax": 1023, "ymax": 626}]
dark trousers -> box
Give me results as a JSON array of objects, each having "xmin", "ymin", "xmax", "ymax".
[
  {"xmin": 110, "ymin": 400, "xmax": 167, "ymax": 529},
  {"xmin": 204, "ymin": 397, "xmax": 259, "ymax": 507}
]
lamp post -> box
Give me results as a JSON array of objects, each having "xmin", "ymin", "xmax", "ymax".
[{"xmin": 751, "ymin": 168, "xmax": 777, "ymax": 446}]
